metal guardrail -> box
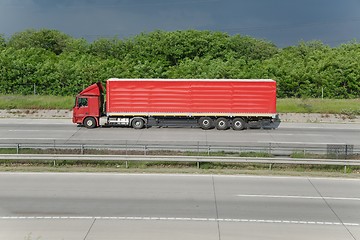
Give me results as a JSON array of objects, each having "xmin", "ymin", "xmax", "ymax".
[
  {"xmin": 0, "ymin": 142, "xmax": 359, "ymax": 173},
  {"xmin": 0, "ymin": 142, "xmax": 359, "ymax": 156},
  {"xmin": 0, "ymin": 154, "xmax": 359, "ymax": 164},
  {"xmin": 0, "ymin": 154, "xmax": 359, "ymax": 173}
]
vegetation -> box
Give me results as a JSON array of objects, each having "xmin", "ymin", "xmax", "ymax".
[
  {"xmin": 1, "ymin": 94, "xmax": 359, "ymax": 114},
  {"xmin": 0, "ymin": 29, "xmax": 359, "ymax": 99},
  {"xmin": 0, "ymin": 147, "xmax": 359, "ymax": 176},
  {"xmin": 1, "ymin": 159, "xmax": 359, "ymax": 176},
  {"xmin": 0, "ymin": 95, "xmax": 73, "ymax": 109},
  {"xmin": 277, "ymin": 98, "xmax": 360, "ymax": 114}
]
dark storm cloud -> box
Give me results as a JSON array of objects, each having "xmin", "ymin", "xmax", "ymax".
[{"xmin": 1, "ymin": 0, "xmax": 359, "ymax": 46}]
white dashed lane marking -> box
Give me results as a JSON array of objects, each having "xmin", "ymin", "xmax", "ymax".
[
  {"xmin": 0, "ymin": 216, "xmax": 358, "ymax": 226},
  {"xmin": 236, "ymin": 194, "xmax": 360, "ymax": 201}
]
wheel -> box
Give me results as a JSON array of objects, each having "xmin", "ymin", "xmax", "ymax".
[
  {"xmin": 215, "ymin": 117, "xmax": 229, "ymax": 130},
  {"xmin": 131, "ymin": 118, "xmax": 145, "ymax": 129},
  {"xmin": 198, "ymin": 117, "xmax": 213, "ymax": 130},
  {"xmin": 232, "ymin": 118, "xmax": 245, "ymax": 131},
  {"xmin": 84, "ymin": 117, "xmax": 97, "ymax": 129}
]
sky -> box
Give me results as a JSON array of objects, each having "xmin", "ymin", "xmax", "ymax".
[{"xmin": 1, "ymin": 0, "xmax": 360, "ymax": 47}]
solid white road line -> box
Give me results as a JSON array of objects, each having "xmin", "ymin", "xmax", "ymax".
[
  {"xmin": 0, "ymin": 216, "xmax": 358, "ymax": 226},
  {"xmin": 236, "ymin": 194, "xmax": 360, "ymax": 201},
  {"xmin": 1, "ymin": 172, "xmax": 360, "ymax": 182}
]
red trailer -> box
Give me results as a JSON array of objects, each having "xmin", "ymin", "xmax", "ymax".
[{"xmin": 73, "ymin": 78, "xmax": 280, "ymax": 130}]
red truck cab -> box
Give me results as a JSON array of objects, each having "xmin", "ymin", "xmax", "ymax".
[{"xmin": 72, "ymin": 82, "xmax": 104, "ymax": 128}]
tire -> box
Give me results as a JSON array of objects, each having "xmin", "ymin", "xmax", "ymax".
[
  {"xmin": 84, "ymin": 117, "xmax": 97, "ymax": 129},
  {"xmin": 215, "ymin": 117, "xmax": 229, "ymax": 130},
  {"xmin": 131, "ymin": 118, "xmax": 145, "ymax": 129},
  {"xmin": 199, "ymin": 117, "xmax": 213, "ymax": 130},
  {"xmin": 232, "ymin": 118, "xmax": 245, "ymax": 131}
]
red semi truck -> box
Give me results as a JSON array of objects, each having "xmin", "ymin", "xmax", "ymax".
[{"xmin": 72, "ymin": 78, "xmax": 280, "ymax": 130}]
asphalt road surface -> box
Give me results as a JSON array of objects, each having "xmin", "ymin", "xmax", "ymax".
[
  {"xmin": 0, "ymin": 173, "xmax": 359, "ymax": 240},
  {"xmin": 0, "ymin": 119, "xmax": 360, "ymax": 146}
]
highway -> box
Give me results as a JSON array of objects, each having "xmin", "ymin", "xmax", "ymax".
[
  {"xmin": 0, "ymin": 118, "xmax": 360, "ymax": 146},
  {"xmin": 0, "ymin": 173, "xmax": 359, "ymax": 240},
  {"xmin": 1, "ymin": 119, "xmax": 359, "ymax": 239}
]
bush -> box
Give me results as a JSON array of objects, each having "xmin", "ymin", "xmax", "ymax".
[{"xmin": 1, "ymin": 29, "xmax": 359, "ymax": 98}]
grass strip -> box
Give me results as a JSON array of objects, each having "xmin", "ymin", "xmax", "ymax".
[
  {"xmin": 277, "ymin": 98, "xmax": 360, "ymax": 115},
  {"xmin": 0, "ymin": 147, "xmax": 359, "ymax": 175},
  {"xmin": 0, "ymin": 159, "xmax": 359, "ymax": 177},
  {"xmin": 0, "ymin": 95, "xmax": 73, "ymax": 110},
  {"xmin": 1, "ymin": 95, "xmax": 360, "ymax": 115}
]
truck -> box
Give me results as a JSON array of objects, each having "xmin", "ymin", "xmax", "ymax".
[{"xmin": 72, "ymin": 78, "xmax": 280, "ymax": 130}]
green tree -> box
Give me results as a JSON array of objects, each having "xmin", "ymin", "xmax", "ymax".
[
  {"xmin": 7, "ymin": 29, "xmax": 72, "ymax": 54},
  {"xmin": 229, "ymin": 35, "xmax": 278, "ymax": 61},
  {"xmin": 64, "ymin": 38, "xmax": 89, "ymax": 54},
  {"xmin": 0, "ymin": 34, "xmax": 5, "ymax": 49},
  {"xmin": 89, "ymin": 37, "xmax": 128, "ymax": 60},
  {"xmin": 1, "ymin": 28, "xmax": 359, "ymax": 98},
  {"xmin": 0, "ymin": 47, "xmax": 55, "ymax": 94},
  {"xmin": 264, "ymin": 41, "xmax": 330, "ymax": 98},
  {"xmin": 317, "ymin": 43, "xmax": 360, "ymax": 98}
]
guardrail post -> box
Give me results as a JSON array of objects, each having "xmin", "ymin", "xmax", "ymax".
[
  {"xmin": 126, "ymin": 161, "xmax": 129, "ymax": 169},
  {"xmin": 268, "ymin": 143, "xmax": 272, "ymax": 155},
  {"xmin": 125, "ymin": 140, "xmax": 128, "ymax": 155},
  {"xmin": 81, "ymin": 145, "xmax": 84, "ymax": 155},
  {"xmin": 144, "ymin": 145, "xmax": 147, "ymax": 155},
  {"xmin": 197, "ymin": 162, "xmax": 200, "ymax": 169},
  {"xmin": 269, "ymin": 163, "xmax": 273, "ymax": 170},
  {"xmin": 17, "ymin": 144, "xmax": 20, "ymax": 154},
  {"xmin": 344, "ymin": 165, "xmax": 347, "ymax": 174},
  {"xmin": 208, "ymin": 146, "xmax": 210, "ymax": 156},
  {"xmin": 345, "ymin": 145, "xmax": 348, "ymax": 159}
]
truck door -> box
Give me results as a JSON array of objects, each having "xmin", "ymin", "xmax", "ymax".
[{"xmin": 74, "ymin": 97, "xmax": 89, "ymax": 121}]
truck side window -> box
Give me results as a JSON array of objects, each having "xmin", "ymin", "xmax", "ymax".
[{"xmin": 78, "ymin": 98, "xmax": 88, "ymax": 107}]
